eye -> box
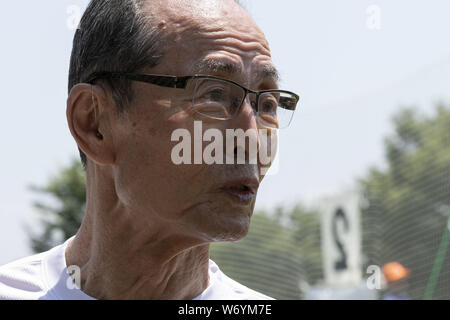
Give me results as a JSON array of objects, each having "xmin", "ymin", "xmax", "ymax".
[
  {"xmin": 260, "ymin": 97, "xmax": 278, "ymax": 113},
  {"xmin": 205, "ymin": 88, "xmax": 225, "ymax": 101},
  {"xmin": 195, "ymin": 82, "xmax": 229, "ymax": 102}
]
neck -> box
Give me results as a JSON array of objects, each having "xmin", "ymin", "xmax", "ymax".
[{"xmin": 65, "ymin": 165, "xmax": 211, "ymax": 300}]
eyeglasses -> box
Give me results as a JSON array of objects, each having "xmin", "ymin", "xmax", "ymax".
[{"xmin": 85, "ymin": 72, "xmax": 300, "ymax": 129}]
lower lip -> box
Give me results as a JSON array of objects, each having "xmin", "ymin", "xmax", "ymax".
[{"xmin": 220, "ymin": 188, "xmax": 255, "ymax": 205}]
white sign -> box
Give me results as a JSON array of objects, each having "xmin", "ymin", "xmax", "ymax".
[{"xmin": 320, "ymin": 189, "xmax": 362, "ymax": 287}]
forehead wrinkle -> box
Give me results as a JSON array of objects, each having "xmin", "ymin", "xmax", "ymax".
[{"xmin": 195, "ymin": 30, "xmax": 271, "ymax": 56}]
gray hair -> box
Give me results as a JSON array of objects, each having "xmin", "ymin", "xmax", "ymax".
[{"xmin": 68, "ymin": 0, "xmax": 245, "ymax": 171}]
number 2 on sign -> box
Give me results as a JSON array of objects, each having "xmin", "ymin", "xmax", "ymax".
[{"xmin": 332, "ymin": 207, "xmax": 349, "ymax": 271}]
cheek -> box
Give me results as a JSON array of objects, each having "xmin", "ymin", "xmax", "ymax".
[
  {"xmin": 114, "ymin": 128, "xmax": 255, "ymax": 241},
  {"xmin": 113, "ymin": 122, "xmax": 208, "ymax": 219}
]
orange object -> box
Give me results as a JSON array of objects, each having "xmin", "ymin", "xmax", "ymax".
[{"xmin": 383, "ymin": 262, "xmax": 410, "ymax": 283}]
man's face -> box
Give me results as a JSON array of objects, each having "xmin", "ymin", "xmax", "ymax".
[{"xmin": 108, "ymin": 0, "xmax": 278, "ymax": 242}]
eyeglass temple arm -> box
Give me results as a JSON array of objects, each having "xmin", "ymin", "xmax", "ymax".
[{"xmin": 84, "ymin": 72, "xmax": 192, "ymax": 89}]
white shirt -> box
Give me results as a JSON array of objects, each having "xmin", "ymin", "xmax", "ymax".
[{"xmin": 0, "ymin": 237, "xmax": 273, "ymax": 300}]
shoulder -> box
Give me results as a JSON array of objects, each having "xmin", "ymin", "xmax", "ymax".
[
  {"xmin": 0, "ymin": 251, "xmax": 49, "ymax": 300},
  {"xmin": 209, "ymin": 260, "xmax": 275, "ymax": 300}
]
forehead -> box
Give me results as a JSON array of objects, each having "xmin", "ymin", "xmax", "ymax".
[
  {"xmin": 149, "ymin": 0, "xmax": 260, "ymax": 34},
  {"xmin": 145, "ymin": 0, "xmax": 275, "ymax": 82}
]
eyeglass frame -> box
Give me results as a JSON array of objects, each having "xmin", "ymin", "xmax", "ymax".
[{"xmin": 84, "ymin": 71, "xmax": 300, "ymax": 127}]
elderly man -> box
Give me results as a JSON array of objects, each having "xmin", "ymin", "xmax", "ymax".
[{"xmin": 0, "ymin": 0, "xmax": 298, "ymax": 300}]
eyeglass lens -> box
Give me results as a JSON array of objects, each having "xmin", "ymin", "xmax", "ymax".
[{"xmin": 191, "ymin": 77, "xmax": 297, "ymax": 129}]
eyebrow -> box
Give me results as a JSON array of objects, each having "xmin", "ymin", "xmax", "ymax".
[
  {"xmin": 193, "ymin": 59, "xmax": 242, "ymax": 76},
  {"xmin": 193, "ymin": 58, "xmax": 280, "ymax": 82},
  {"xmin": 260, "ymin": 64, "xmax": 280, "ymax": 82}
]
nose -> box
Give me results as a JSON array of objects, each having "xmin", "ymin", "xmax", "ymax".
[
  {"xmin": 234, "ymin": 95, "xmax": 258, "ymax": 132},
  {"xmin": 226, "ymin": 96, "xmax": 260, "ymax": 164}
]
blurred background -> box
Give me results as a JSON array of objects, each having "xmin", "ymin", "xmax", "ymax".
[{"xmin": 1, "ymin": 0, "xmax": 450, "ymax": 299}]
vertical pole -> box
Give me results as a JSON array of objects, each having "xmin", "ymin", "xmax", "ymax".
[{"xmin": 423, "ymin": 217, "xmax": 450, "ymax": 300}]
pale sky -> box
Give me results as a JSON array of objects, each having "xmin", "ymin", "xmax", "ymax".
[{"xmin": 1, "ymin": 0, "xmax": 450, "ymax": 264}]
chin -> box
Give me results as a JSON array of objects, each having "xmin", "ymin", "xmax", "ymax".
[
  {"xmin": 183, "ymin": 199, "xmax": 254, "ymax": 243},
  {"xmin": 206, "ymin": 214, "xmax": 251, "ymax": 243}
]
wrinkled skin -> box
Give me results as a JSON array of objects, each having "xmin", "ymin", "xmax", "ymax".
[{"xmin": 65, "ymin": 0, "xmax": 279, "ymax": 299}]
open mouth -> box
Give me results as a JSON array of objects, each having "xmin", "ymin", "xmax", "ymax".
[
  {"xmin": 219, "ymin": 181, "xmax": 257, "ymax": 204},
  {"xmin": 230, "ymin": 184, "xmax": 251, "ymax": 191}
]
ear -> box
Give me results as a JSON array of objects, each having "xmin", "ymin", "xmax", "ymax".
[{"xmin": 66, "ymin": 83, "xmax": 116, "ymax": 166}]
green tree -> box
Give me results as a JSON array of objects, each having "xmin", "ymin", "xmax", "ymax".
[
  {"xmin": 210, "ymin": 205, "xmax": 322, "ymax": 299},
  {"xmin": 27, "ymin": 159, "xmax": 86, "ymax": 253},
  {"xmin": 360, "ymin": 104, "xmax": 450, "ymax": 300}
]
